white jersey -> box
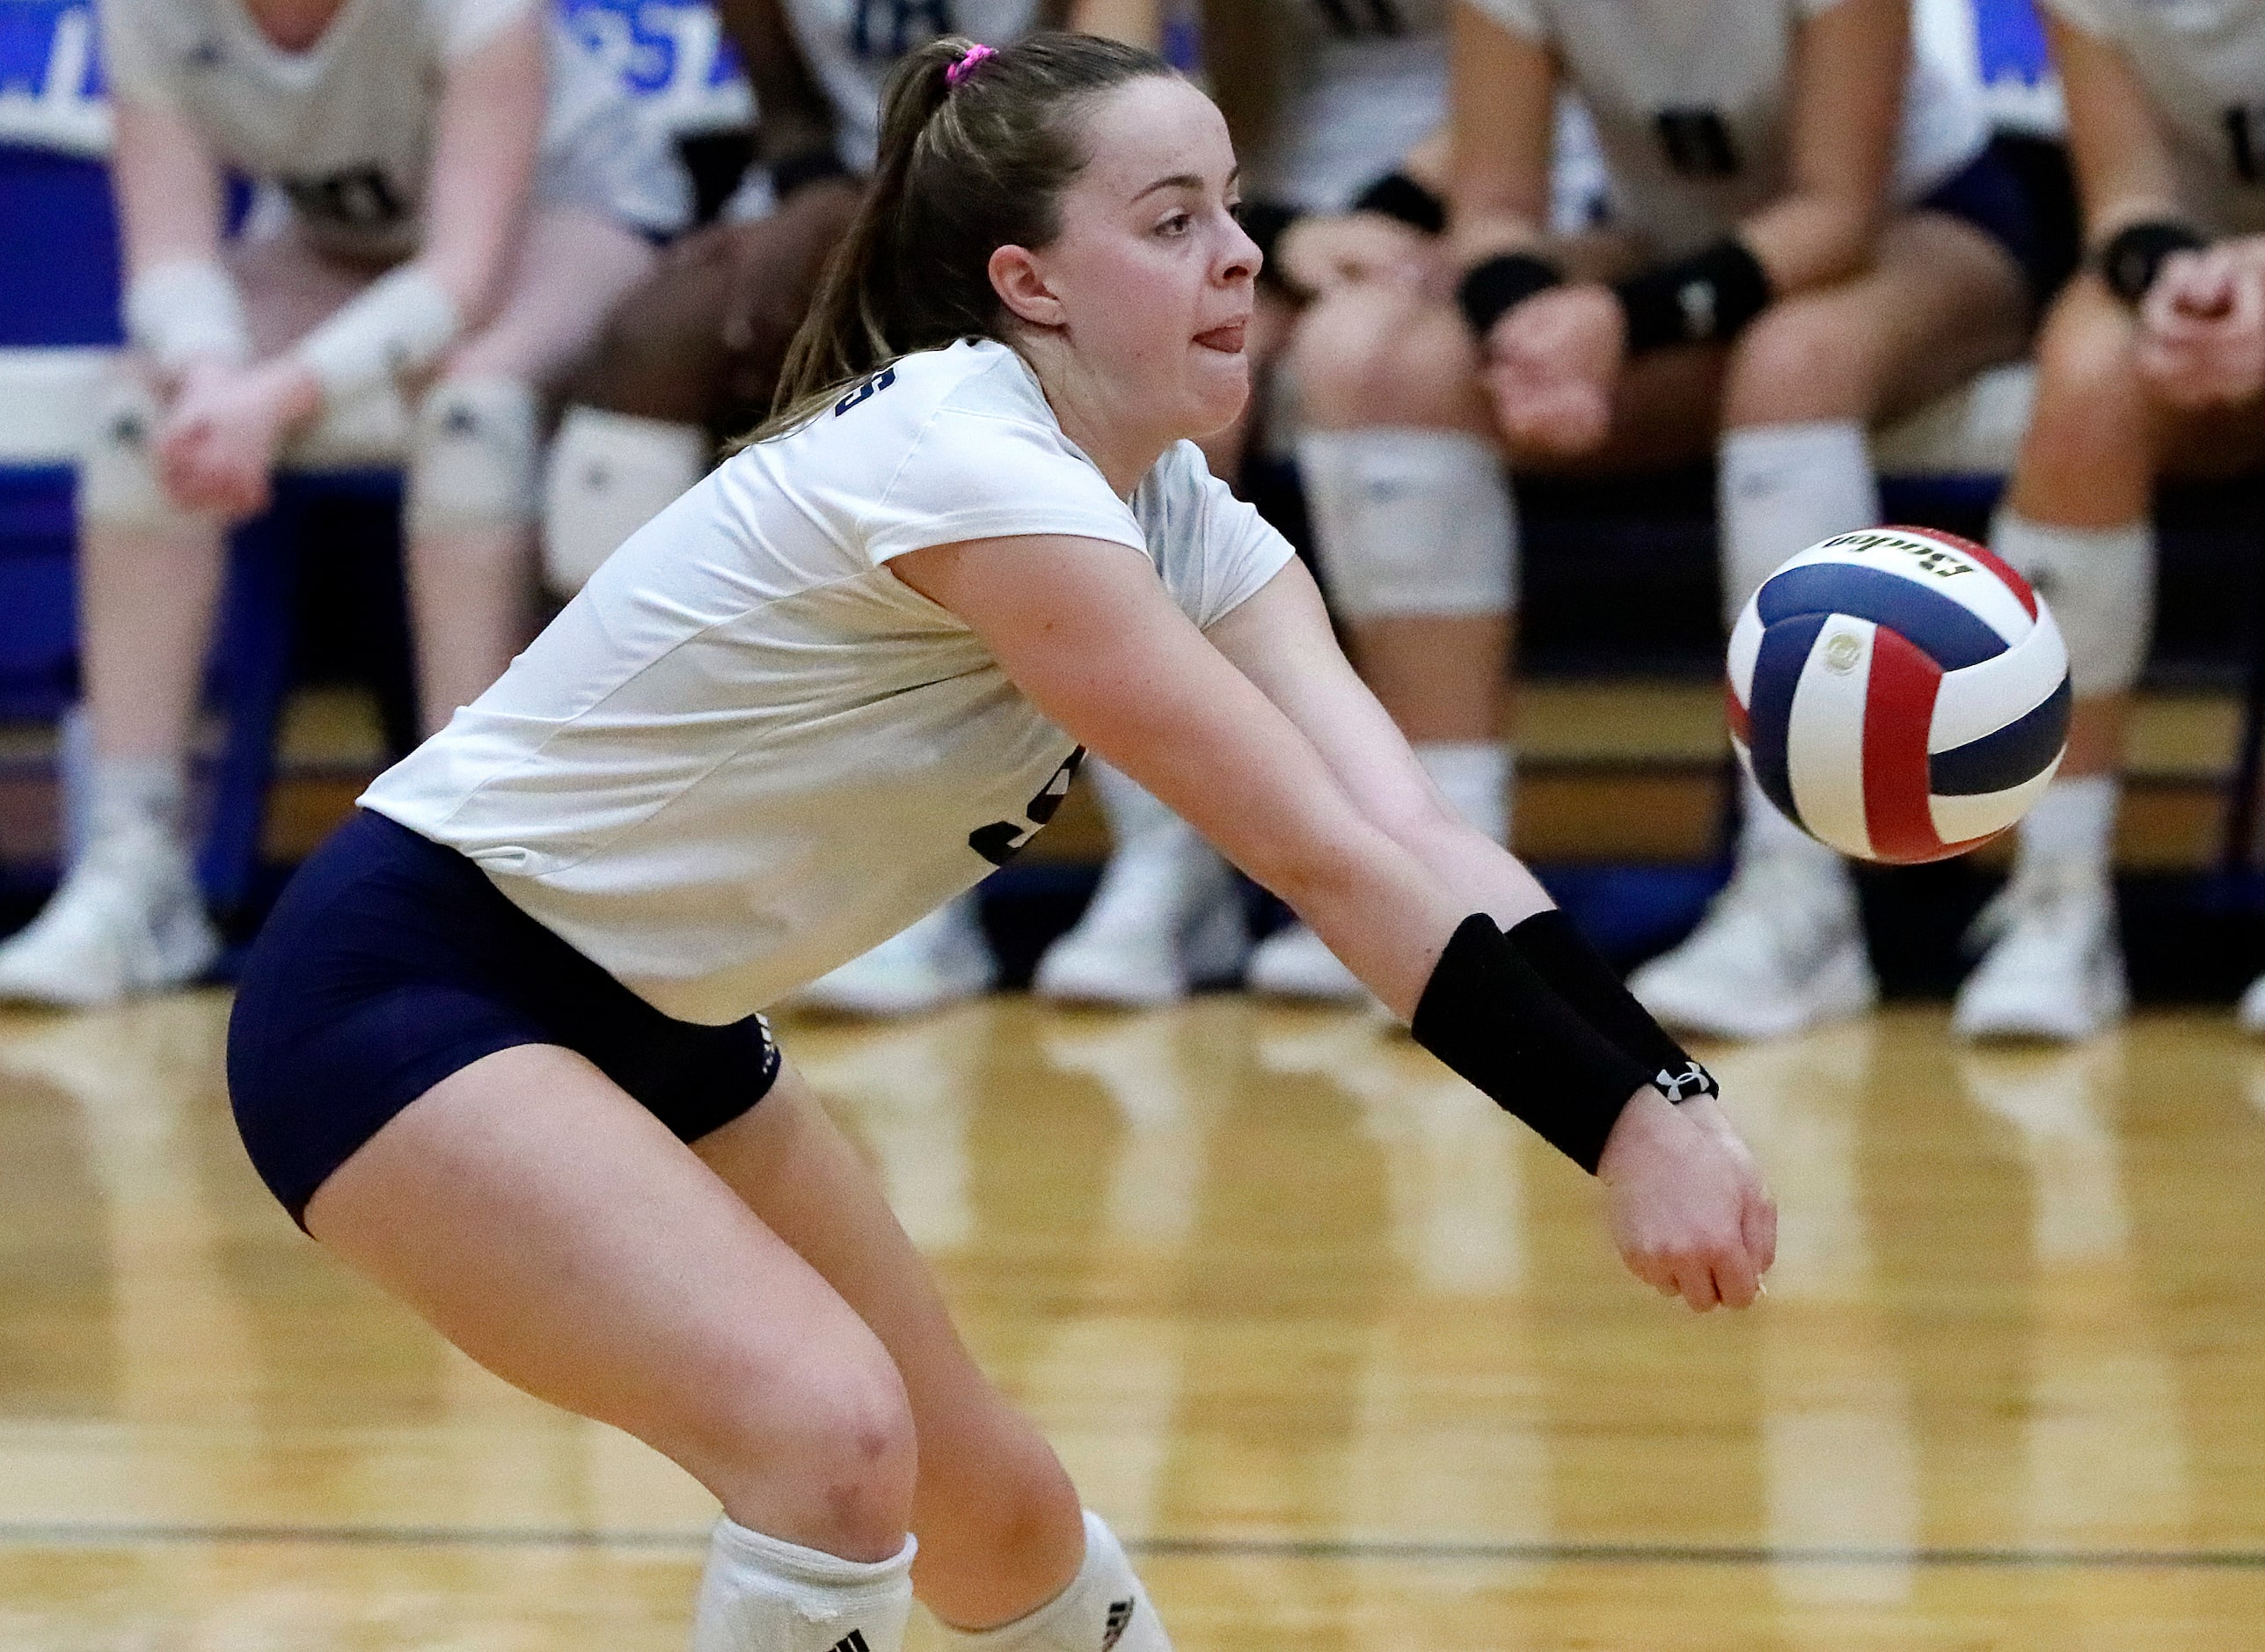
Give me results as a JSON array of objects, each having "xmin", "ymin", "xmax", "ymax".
[
  {"xmin": 1459, "ymin": 0, "xmax": 1991, "ymax": 257},
  {"xmin": 1250, "ymin": 0, "xmax": 1450, "ymax": 213},
  {"xmin": 362, "ymin": 340, "xmax": 1293, "ymax": 1023},
  {"xmin": 2043, "ymin": 0, "xmax": 2265, "ymax": 237},
  {"xmin": 784, "ymin": 0, "xmax": 1042, "ymax": 177},
  {"xmin": 97, "ymin": 0, "xmax": 687, "ymax": 263}
]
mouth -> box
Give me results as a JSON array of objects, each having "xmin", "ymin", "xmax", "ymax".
[{"xmin": 1194, "ymin": 319, "xmax": 1248, "ymax": 355}]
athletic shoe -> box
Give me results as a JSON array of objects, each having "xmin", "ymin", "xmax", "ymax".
[
  {"xmin": 2239, "ymin": 973, "xmax": 2265, "ymax": 1038},
  {"xmin": 1627, "ymin": 853, "xmax": 1875, "ymax": 1041},
  {"xmin": 1244, "ymin": 921, "xmax": 1378, "ymax": 1008},
  {"xmin": 1034, "ymin": 843, "xmax": 1248, "ymax": 1006},
  {"xmin": 790, "ymin": 895, "xmax": 995, "ymax": 1018},
  {"xmin": 0, "ymin": 823, "xmax": 218, "ymax": 1008},
  {"xmin": 1952, "ymin": 863, "xmax": 2126, "ymax": 1042}
]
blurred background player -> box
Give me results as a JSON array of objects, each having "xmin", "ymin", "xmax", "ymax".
[
  {"xmin": 0, "ymin": 0, "xmax": 686, "ymax": 1008},
  {"xmin": 1287, "ymin": 0, "xmax": 2047, "ymax": 1040},
  {"xmin": 544, "ymin": 0, "xmax": 1150, "ymax": 1019},
  {"xmin": 1955, "ymin": 0, "xmax": 2265, "ymax": 1041},
  {"xmin": 1035, "ymin": 0, "xmax": 1608, "ymax": 1008}
]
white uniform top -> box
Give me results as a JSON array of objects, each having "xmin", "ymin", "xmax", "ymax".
[
  {"xmin": 784, "ymin": 0, "xmax": 1042, "ymax": 177},
  {"xmin": 1250, "ymin": 0, "xmax": 1450, "ymax": 213},
  {"xmin": 2042, "ymin": 0, "xmax": 2265, "ymax": 237},
  {"xmin": 1459, "ymin": 0, "xmax": 1991, "ymax": 257},
  {"xmin": 98, "ymin": 0, "xmax": 687, "ymax": 263},
  {"xmin": 362, "ymin": 340, "xmax": 1294, "ymax": 1023}
]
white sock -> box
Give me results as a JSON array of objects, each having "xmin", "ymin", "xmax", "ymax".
[
  {"xmin": 1295, "ymin": 427, "xmax": 1517, "ymax": 620},
  {"xmin": 690, "ymin": 1519, "xmax": 916, "ymax": 1652},
  {"xmin": 1716, "ymin": 420, "xmax": 1880, "ymax": 627},
  {"xmin": 87, "ymin": 754, "xmax": 187, "ymax": 846},
  {"xmin": 2013, "ymin": 774, "xmax": 2118, "ymax": 878},
  {"xmin": 541, "ymin": 406, "xmax": 709, "ymax": 595},
  {"xmin": 934, "ymin": 1511, "xmax": 1168, "ymax": 1652},
  {"xmin": 1736, "ymin": 770, "xmax": 1846, "ymax": 884},
  {"xmin": 1089, "ymin": 760, "xmax": 1189, "ymax": 869},
  {"xmin": 1414, "ymin": 740, "xmax": 1510, "ymax": 846}
]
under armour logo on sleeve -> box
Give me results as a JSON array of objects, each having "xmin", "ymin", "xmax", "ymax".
[{"xmin": 1654, "ymin": 1061, "xmax": 1718, "ymax": 1102}]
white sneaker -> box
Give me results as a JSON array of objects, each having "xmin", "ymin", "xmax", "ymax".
[
  {"xmin": 1034, "ymin": 847, "xmax": 1247, "ymax": 1007},
  {"xmin": 1627, "ymin": 853, "xmax": 1875, "ymax": 1041},
  {"xmin": 1245, "ymin": 921, "xmax": 1377, "ymax": 1007},
  {"xmin": 790, "ymin": 895, "xmax": 995, "ymax": 1018},
  {"xmin": 0, "ymin": 825, "xmax": 218, "ymax": 1008},
  {"xmin": 2239, "ymin": 973, "xmax": 2265, "ymax": 1037},
  {"xmin": 1952, "ymin": 863, "xmax": 2126, "ymax": 1042}
]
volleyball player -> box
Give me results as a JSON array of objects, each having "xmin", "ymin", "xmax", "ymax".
[
  {"xmin": 544, "ymin": 0, "xmax": 1143, "ymax": 1020},
  {"xmin": 1287, "ymin": 0, "xmax": 2049, "ymax": 1040},
  {"xmin": 0, "ymin": 0, "xmax": 685, "ymax": 1008},
  {"xmin": 228, "ymin": 36, "xmax": 1776, "ymax": 1652},
  {"xmin": 1953, "ymin": 0, "xmax": 2265, "ymax": 1040}
]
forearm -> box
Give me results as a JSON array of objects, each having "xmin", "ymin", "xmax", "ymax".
[{"xmin": 1738, "ymin": 188, "xmax": 1880, "ymax": 296}]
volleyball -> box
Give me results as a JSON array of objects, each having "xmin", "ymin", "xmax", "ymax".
[{"xmin": 1727, "ymin": 526, "xmax": 2071, "ymax": 865}]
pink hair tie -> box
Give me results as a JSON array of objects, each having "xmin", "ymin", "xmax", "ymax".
[{"xmin": 946, "ymin": 43, "xmax": 996, "ymax": 87}]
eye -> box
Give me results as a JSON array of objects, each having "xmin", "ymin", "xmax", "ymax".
[{"xmin": 1155, "ymin": 209, "xmax": 1193, "ymax": 238}]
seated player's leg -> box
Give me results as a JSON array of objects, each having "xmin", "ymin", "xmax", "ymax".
[
  {"xmin": 0, "ymin": 227, "xmax": 369, "ymax": 1006},
  {"xmin": 303, "ymin": 1046, "xmax": 922, "ymax": 1650},
  {"xmin": 413, "ymin": 207, "xmax": 656, "ymax": 732},
  {"xmin": 1958, "ymin": 271, "xmax": 2160, "ymax": 1040},
  {"xmin": 694, "ymin": 1070, "xmax": 1176, "ymax": 1648},
  {"xmin": 544, "ymin": 185, "xmax": 863, "ymax": 592},
  {"xmin": 1633, "ymin": 210, "xmax": 2030, "ymax": 1041},
  {"xmin": 1252, "ymin": 281, "xmax": 1515, "ymax": 1004}
]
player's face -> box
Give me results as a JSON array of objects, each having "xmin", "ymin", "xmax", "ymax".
[{"xmin": 1027, "ymin": 77, "xmax": 1259, "ymax": 440}]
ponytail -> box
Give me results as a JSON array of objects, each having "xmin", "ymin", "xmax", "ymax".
[{"xmin": 750, "ymin": 32, "xmax": 1173, "ymax": 442}]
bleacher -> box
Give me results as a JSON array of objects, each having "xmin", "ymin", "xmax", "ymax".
[{"xmin": 3, "ymin": 0, "xmax": 2261, "ymax": 997}]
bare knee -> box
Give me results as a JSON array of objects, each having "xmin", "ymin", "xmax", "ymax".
[
  {"xmin": 1722, "ymin": 295, "xmax": 1876, "ymax": 426},
  {"xmin": 671, "ymin": 1331, "xmax": 919, "ymax": 1561},
  {"xmin": 1291, "ymin": 289, "xmax": 1482, "ymax": 432},
  {"xmin": 2022, "ymin": 282, "xmax": 2158, "ymax": 478}
]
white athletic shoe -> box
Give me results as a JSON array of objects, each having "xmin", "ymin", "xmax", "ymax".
[
  {"xmin": 790, "ymin": 895, "xmax": 995, "ymax": 1018},
  {"xmin": 1034, "ymin": 847, "xmax": 1247, "ymax": 1007},
  {"xmin": 1244, "ymin": 921, "xmax": 1377, "ymax": 1007},
  {"xmin": 0, "ymin": 824, "xmax": 218, "ymax": 1008},
  {"xmin": 1952, "ymin": 863, "xmax": 2127, "ymax": 1042},
  {"xmin": 1627, "ymin": 853, "xmax": 1876, "ymax": 1041},
  {"xmin": 2239, "ymin": 973, "xmax": 2265, "ymax": 1038}
]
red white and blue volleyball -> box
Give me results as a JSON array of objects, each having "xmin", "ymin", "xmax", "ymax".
[{"xmin": 1726, "ymin": 526, "xmax": 2071, "ymax": 866}]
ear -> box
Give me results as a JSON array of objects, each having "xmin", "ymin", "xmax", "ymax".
[{"xmin": 990, "ymin": 244, "xmax": 1065, "ymax": 328}]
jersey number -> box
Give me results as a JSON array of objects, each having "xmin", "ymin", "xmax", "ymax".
[
  {"xmin": 1310, "ymin": 0, "xmax": 1405, "ymax": 40},
  {"xmin": 969, "ymin": 749, "xmax": 1085, "ymax": 866},
  {"xmin": 851, "ymin": 0, "xmax": 955, "ymax": 59},
  {"xmin": 2225, "ymin": 106, "xmax": 2265, "ymax": 185},
  {"xmin": 280, "ymin": 166, "xmax": 407, "ymax": 230},
  {"xmin": 834, "ymin": 366, "xmax": 897, "ymax": 415},
  {"xmin": 1654, "ymin": 109, "xmax": 1741, "ymax": 179}
]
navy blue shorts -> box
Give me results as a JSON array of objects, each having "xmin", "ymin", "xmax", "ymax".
[
  {"xmin": 1916, "ymin": 134, "xmax": 2062, "ymax": 317},
  {"xmin": 227, "ymin": 809, "xmax": 781, "ymax": 1227}
]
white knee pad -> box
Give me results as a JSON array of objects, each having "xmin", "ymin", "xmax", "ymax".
[
  {"xmin": 541, "ymin": 404, "xmax": 708, "ymax": 594},
  {"xmin": 1991, "ymin": 509, "xmax": 2154, "ymax": 698},
  {"xmin": 77, "ymin": 370, "xmax": 206, "ymax": 531},
  {"xmin": 1297, "ymin": 427, "xmax": 1516, "ymax": 620},
  {"xmin": 406, "ymin": 375, "xmax": 540, "ymax": 537}
]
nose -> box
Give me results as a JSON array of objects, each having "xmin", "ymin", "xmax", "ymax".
[{"xmin": 1219, "ymin": 207, "xmax": 1261, "ymax": 288}]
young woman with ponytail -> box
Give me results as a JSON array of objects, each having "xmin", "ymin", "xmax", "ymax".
[{"xmin": 227, "ymin": 34, "xmax": 1775, "ymax": 1652}]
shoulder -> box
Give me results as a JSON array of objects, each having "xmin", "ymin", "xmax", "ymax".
[
  {"xmin": 423, "ymin": 0, "xmax": 537, "ymax": 59},
  {"xmin": 2033, "ymin": 0, "xmax": 2115, "ymax": 38},
  {"xmin": 1458, "ymin": 0, "xmax": 1551, "ymax": 42}
]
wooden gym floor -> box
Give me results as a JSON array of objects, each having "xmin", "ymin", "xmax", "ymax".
[{"xmin": 2, "ymin": 990, "xmax": 2262, "ymax": 1648}]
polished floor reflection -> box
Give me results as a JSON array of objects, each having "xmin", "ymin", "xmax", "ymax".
[{"xmin": 1, "ymin": 993, "xmax": 2261, "ymax": 1648}]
